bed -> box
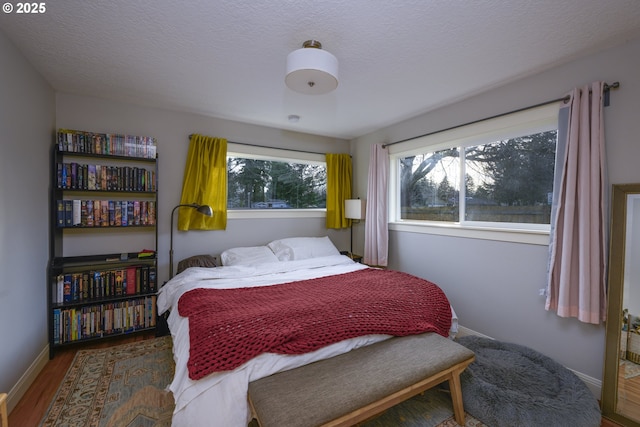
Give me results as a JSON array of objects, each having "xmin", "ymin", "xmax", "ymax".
[
  {"xmin": 157, "ymin": 236, "xmax": 459, "ymax": 427},
  {"xmin": 622, "ymin": 309, "xmax": 640, "ymax": 363}
]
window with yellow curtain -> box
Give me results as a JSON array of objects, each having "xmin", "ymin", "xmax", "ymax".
[
  {"xmin": 325, "ymin": 153, "xmax": 352, "ymax": 229},
  {"xmin": 178, "ymin": 134, "xmax": 227, "ymax": 230}
]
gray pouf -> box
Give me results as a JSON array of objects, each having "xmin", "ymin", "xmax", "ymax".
[{"xmin": 456, "ymin": 336, "xmax": 601, "ymax": 427}]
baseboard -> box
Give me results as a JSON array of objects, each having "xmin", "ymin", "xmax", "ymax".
[
  {"xmin": 7, "ymin": 344, "xmax": 49, "ymax": 414},
  {"xmin": 570, "ymin": 369, "xmax": 602, "ymax": 398},
  {"xmin": 456, "ymin": 325, "xmax": 602, "ymax": 398},
  {"xmin": 456, "ymin": 325, "xmax": 494, "ymax": 339}
]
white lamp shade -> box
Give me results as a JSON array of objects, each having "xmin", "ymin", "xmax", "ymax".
[
  {"xmin": 345, "ymin": 199, "xmax": 366, "ymax": 220},
  {"xmin": 286, "ymin": 47, "xmax": 338, "ymax": 95}
]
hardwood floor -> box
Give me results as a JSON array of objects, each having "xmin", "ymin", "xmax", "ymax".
[
  {"xmin": 601, "ymin": 418, "xmax": 623, "ymax": 427},
  {"xmin": 8, "ymin": 332, "xmax": 155, "ymax": 427},
  {"xmin": 7, "ymin": 332, "xmax": 621, "ymax": 427},
  {"xmin": 612, "ymin": 359, "xmax": 640, "ymax": 425}
]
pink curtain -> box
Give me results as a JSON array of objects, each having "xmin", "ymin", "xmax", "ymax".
[
  {"xmin": 364, "ymin": 144, "xmax": 389, "ymax": 266},
  {"xmin": 545, "ymin": 82, "xmax": 608, "ymax": 324}
]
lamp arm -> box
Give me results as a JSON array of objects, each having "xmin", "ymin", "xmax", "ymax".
[
  {"xmin": 169, "ymin": 203, "xmax": 213, "ymax": 279},
  {"xmin": 169, "ymin": 204, "xmax": 197, "ymax": 278}
]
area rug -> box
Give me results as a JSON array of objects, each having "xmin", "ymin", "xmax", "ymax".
[
  {"xmin": 357, "ymin": 387, "xmax": 487, "ymax": 427},
  {"xmin": 456, "ymin": 336, "xmax": 601, "ymax": 427},
  {"xmin": 40, "ymin": 336, "xmax": 175, "ymax": 427},
  {"xmin": 620, "ymin": 359, "xmax": 640, "ymax": 379},
  {"xmin": 41, "ymin": 335, "xmax": 483, "ymax": 427}
]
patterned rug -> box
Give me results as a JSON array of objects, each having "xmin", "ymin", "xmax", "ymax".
[
  {"xmin": 358, "ymin": 387, "xmax": 487, "ymax": 427},
  {"xmin": 41, "ymin": 336, "xmax": 485, "ymax": 427},
  {"xmin": 620, "ymin": 359, "xmax": 640, "ymax": 379},
  {"xmin": 40, "ymin": 336, "xmax": 175, "ymax": 427}
]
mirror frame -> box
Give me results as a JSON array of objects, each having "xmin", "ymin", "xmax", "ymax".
[{"xmin": 603, "ymin": 183, "xmax": 640, "ymax": 426}]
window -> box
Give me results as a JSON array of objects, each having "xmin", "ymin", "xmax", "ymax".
[
  {"xmin": 389, "ymin": 103, "xmax": 560, "ymax": 240},
  {"xmin": 227, "ymin": 146, "xmax": 326, "ymax": 211}
]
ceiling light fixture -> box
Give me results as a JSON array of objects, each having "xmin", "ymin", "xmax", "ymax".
[{"xmin": 285, "ymin": 40, "xmax": 338, "ymax": 95}]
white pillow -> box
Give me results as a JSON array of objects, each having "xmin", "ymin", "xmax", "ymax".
[
  {"xmin": 220, "ymin": 246, "xmax": 279, "ymax": 266},
  {"xmin": 267, "ymin": 236, "xmax": 340, "ymax": 261}
]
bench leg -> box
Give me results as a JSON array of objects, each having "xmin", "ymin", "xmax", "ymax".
[
  {"xmin": 247, "ymin": 395, "xmax": 263, "ymax": 427},
  {"xmin": 449, "ymin": 371, "xmax": 466, "ymax": 426},
  {"xmin": 0, "ymin": 393, "xmax": 7, "ymax": 427}
]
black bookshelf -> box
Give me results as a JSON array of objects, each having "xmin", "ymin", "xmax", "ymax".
[{"xmin": 47, "ymin": 130, "xmax": 158, "ymax": 358}]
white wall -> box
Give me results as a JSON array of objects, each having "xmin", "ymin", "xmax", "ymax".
[
  {"xmin": 350, "ymin": 36, "xmax": 640, "ymax": 383},
  {"xmin": 0, "ymin": 30, "xmax": 55, "ymax": 409},
  {"xmin": 55, "ymin": 94, "xmax": 352, "ymax": 282}
]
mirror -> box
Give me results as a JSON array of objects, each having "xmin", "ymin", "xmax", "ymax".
[{"xmin": 603, "ymin": 184, "xmax": 640, "ymax": 426}]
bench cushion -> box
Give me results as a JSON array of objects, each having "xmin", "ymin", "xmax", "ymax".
[{"xmin": 248, "ymin": 332, "xmax": 474, "ymax": 427}]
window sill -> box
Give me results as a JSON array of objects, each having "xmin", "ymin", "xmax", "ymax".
[
  {"xmin": 389, "ymin": 221, "xmax": 550, "ymax": 246},
  {"xmin": 228, "ymin": 209, "xmax": 326, "ymax": 220}
]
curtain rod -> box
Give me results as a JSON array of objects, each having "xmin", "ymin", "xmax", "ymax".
[
  {"xmin": 188, "ymin": 134, "xmax": 328, "ymax": 156},
  {"xmin": 382, "ymin": 81, "xmax": 620, "ymax": 149}
]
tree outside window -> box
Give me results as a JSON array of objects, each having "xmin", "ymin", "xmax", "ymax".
[
  {"xmin": 399, "ymin": 130, "xmax": 557, "ymax": 225},
  {"xmin": 227, "ymin": 156, "xmax": 326, "ymax": 209}
]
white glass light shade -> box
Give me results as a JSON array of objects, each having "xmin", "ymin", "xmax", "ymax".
[
  {"xmin": 286, "ymin": 47, "xmax": 338, "ymax": 95},
  {"xmin": 345, "ymin": 199, "xmax": 366, "ymax": 220}
]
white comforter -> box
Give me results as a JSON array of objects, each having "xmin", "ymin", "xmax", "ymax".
[{"xmin": 157, "ymin": 255, "xmax": 458, "ymax": 427}]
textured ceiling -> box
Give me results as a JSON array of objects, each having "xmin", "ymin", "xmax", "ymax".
[{"xmin": 2, "ymin": 0, "xmax": 640, "ymax": 139}]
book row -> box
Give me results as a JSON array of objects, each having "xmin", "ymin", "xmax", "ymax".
[
  {"xmin": 57, "ymin": 162, "xmax": 156, "ymax": 192},
  {"xmin": 52, "ymin": 296, "xmax": 157, "ymax": 345},
  {"xmin": 57, "ymin": 129, "xmax": 157, "ymax": 159},
  {"xmin": 56, "ymin": 199, "xmax": 156, "ymax": 227},
  {"xmin": 52, "ymin": 264, "xmax": 157, "ymax": 304}
]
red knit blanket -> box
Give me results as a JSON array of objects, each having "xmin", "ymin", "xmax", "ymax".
[{"xmin": 178, "ymin": 268, "xmax": 452, "ymax": 380}]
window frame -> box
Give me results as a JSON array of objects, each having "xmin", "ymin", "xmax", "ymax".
[
  {"xmin": 226, "ymin": 143, "xmax": 328, "ymax": 219},
  {"xmin": 388, "ymin": 103, "xmax": 561, "ymax": 245}
]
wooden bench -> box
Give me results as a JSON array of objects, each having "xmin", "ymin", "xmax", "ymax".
[
  {"xmin": 248, "ymin": 333, "xmax": 475, "ymax": 427},
  {"xmin": 0, "ymin": 392, "xmax": 7, "ymax": 427}
]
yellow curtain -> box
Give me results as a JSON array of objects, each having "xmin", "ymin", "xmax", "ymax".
[
  {"xmin": 325, "ymin": 153, "xmax": 352, "ymax": 229},
  {"xmin": 178, "ymin": 134, "xmax": 227, "ymax": 230}
]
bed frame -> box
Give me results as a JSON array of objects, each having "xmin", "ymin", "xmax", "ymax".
[{"xmin": 248, "ymin": 332, "xmax": 475, "ymax": 426}]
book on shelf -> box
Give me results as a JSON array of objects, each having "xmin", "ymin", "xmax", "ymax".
[
  {"xmin": 57, "ymin": 161, "xmax": 156, "ymax": 191},
  {"xmin": 133, "ymin": 201, "xmax": 140, "ymax": 225},
  {"xmin": 57, "ymin": 129, "xmax": 157, "ymax": 159},
  {"xmin": 145, "ymin": 201, "xmax": 155, "ymax": 225},
  {"xmin": 64, "ymin": 200, "xmax": 73, "ymax": 227},
  {"xmin": 149, "ymin": 266, "xmax": 157, "ymax": 292},
  {"xmin": 70, "ymin": 163, "xmax": 77, "ymax": 189},
  {"xmin": 93, "ymin": 200, "xmax": 101, "ymax": 227},
  {"xmin": 121, "ymin": 201, "xmax": 128, "ymax": 226},
  {"xmin": 87, "ymin": 164, "xmax": 96, "ymax": 190},
  {"xmin": 117, "ymin": 272, "xmax": 123, "ymax": 296},
  {"xmin": 72, "ymin": 200, "xmax": 81, "ymax": 226},
  {"xmin": 51, "ymin": 296, "xmax": 157, "ymax": 345},
  {"xmin": 62, "ymin": 275, "xmax": 72, "ymax": 303},
  {"xmin": 82, "ymin": 272, "xmax": 89, "ymax": 300},
  {"xmin": 56, "ymin": 200, "xmax": 65, "ymax": 227},
  {"xmin": 53, "ymin": 309, "xmax": 61, "ymax": 345},
  {"xmin": 127, "ymin": 202, "xmax": 134, "ymax": 225},
  {"xmin": 86, "ymin": 200, "xmax": 94, "ymax": 226},
  {"xmin": 56, "ymin": 199, "xmax": 156, "ymax": 227},
  {"xmin": 96, "ymin": 164, "xmax": 103, "ymax": 190},
  {"xmin": 80, "ymin": 200, "xmax": 87, "ymax": 226},
  {"xmin": 52, "ymin": 263, "xmax": 155, "ymax": 305},
  {"xmin": 101, "ymin": 201, "xmax": 108, "ymax": 227},
  {"xmin": 126, "ymin": 266, "xmax": 137, "ymax": 296},
  {"xmin": 135, "ymin": 267, "xmax": 141, "ymax": 293}
]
